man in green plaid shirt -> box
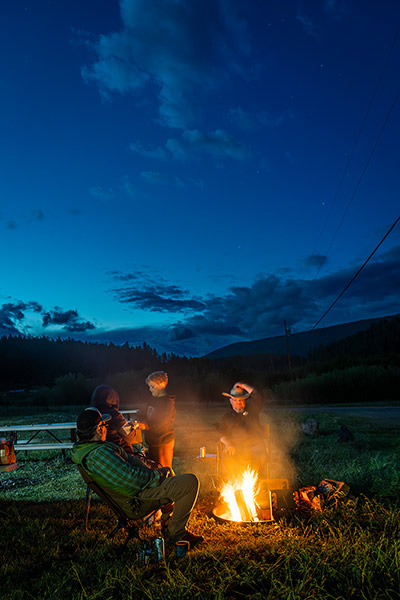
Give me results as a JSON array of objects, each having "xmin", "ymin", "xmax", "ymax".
[{"xmin": 72, "ymin": 407, "xmax": 203, "ymax": 548}]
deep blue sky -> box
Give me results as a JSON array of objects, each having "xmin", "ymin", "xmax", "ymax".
[{"xmin": 1, "ymin": 0, "xmax": 399, "ymax": 357}]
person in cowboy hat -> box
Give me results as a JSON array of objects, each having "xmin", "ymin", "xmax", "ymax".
[{"xmin": 219, "ymin": 382, "xmax": 268, "ymax": 477}]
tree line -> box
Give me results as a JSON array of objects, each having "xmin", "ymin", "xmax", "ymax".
[{"xmin": 1, "ymin": 315, "xmax": 399, "ymax": 406}]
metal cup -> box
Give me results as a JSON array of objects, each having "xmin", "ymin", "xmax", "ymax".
[{"xmin": 176, "ymin": 540, "xmax": 190, "ymax": 557}]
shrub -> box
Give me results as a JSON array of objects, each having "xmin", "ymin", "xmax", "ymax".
[{"xmin": 272, "ymin": 365, "xmax": 400, "ymax": 404}]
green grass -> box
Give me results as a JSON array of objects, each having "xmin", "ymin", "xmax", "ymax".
[{"xmin": 1, "ymin": 404, "xmax": 400, "ymax": 599}]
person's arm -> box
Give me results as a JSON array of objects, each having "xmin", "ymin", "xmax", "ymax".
[
  {"xmin": 247, "ymin": 389, "xmax": 264, "ymax": 417},
  {"xmin": 219, "ymin": 435, "xmax": 236, "ymax": 455},
  {"xmin": 113, "ymin": 411, "xmax": 144, "ymax": 443},
  {"xmin": 85, "ymin": 444, "xmax": 162, "ymax": 495},
  {"xmin": 234, "ymin": 381, "xmax": 254, "ymax": 395},
  {"xmin": 219, "ymin": 413, "xmax": 236, "ymax": 454}
]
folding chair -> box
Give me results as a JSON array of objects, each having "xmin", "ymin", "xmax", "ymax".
[
  {"xmin": 77, "ymin": 466, "xmax": 158, "ymax": 548},
  {"xmin": 216, "ymin": 424, "xmax": 271, "ymax": 481}
]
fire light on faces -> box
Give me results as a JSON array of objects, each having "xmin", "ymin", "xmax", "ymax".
[{"xmin": 220, "ymin": 467, "xmax": 260, "ymax": 522}]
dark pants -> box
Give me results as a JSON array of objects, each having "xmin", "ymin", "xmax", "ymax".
[{"xmin": 131, "ymin": 473, "xmax": 200, "ymax": 539}]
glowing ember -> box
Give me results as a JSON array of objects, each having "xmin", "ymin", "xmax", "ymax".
[{"xmin": 220, "ymin": 467, "xmax": 260, "ymax": 522}]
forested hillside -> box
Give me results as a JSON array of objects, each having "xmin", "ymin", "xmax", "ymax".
[
  {"xmin": 307, "ymin": 315, "xmax": 400, "ymax": 364},
  {"xmin": 1, "ymin": 315, "xmax": 399, "ymax": 407},
  {"xmin": 0, "ymin": 336, "xmax": 185, "ymax": 389}
]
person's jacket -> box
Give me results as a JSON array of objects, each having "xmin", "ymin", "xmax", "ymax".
[
  {"xmin": 72, "ymin": 440, "xmax": 162, "ymax": 517},
  {"xmin": 220, "ymin": 390, "xmax": 265, "ymax": 446},
  {"xmin": 143, "ymin": 393, "xmax": 176, "ymax": 447}
]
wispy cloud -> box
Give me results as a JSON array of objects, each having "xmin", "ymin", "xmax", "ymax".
[
  {"xmin": 174, "ymin": 175, "xmax": 205, "ymax": 189},
  {"xmin": 129, "ymin": 140, "xmax": 169, "ymax": 160},
  {"xmin": 67, "ymin": 208, "xmax": 85, "ymax": 216},
  {"xmin": 323, "ymin": 0, "xmax": 349, "ymax": 20},
  {"xmin": 302, "ymin": 254, "xmax": 328, "ymax": 269},
  {"xmin": 167, "ymin": 129, "xmax": 251, "ymax": 162},
  {"xmin": 89, "ymin": 186, "xmax": 115, "ymax": 200},
  {"xmin": 81, "ymin": 0, "xmax": 250, "ymax": 130},
  {"xmin": 0, "ymin": 301, "xmax": 96, "ymax": 337},
  {"xmin": 130, "ymin": 128, "xmax": 250, "ymax": 163},
  {"xmin": 0, "ymin": 301, "xmax": 43, "ymax": 336},
  {"xmin": 110, "ymin": 272, "xmax": 206, "ymax": 313},
  {"xmin": 296, "ymin": 10, "xmax": 319, "ymax": 38},
  {"xmin": 3, "ymin": 208, "xmax": 45, "ymax": 230},
  {"xmin": 42, "ymin": 307, "xmax": 96, "ymax": 332},
  {"xmin": 107, "ymin": 244, "xmax": 400, "ymax": 355},
  {"xmin": 140, "ymin": 171, "xmax": 165, "ymax": 184},
  {"xmin": 228, "ymin": 106, "xmax": 294, "ymax": 131},
  {"xmin": 29, "ymin": 209, "xmax": 45, "ymax": 222},
  {"xmin": 120, "ymin": 181, "xmax": 136, "ymax": 199}
]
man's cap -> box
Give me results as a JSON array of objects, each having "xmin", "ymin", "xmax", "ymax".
[
  {"xmin": 222, "ymin": 384, "xmax": 251, "ymax": 400},
  {"xmin": 76, "ymin": 407, "xmax": 111, "ymax": 438}
]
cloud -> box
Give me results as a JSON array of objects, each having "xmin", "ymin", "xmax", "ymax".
[
  {"xmin": 3, "ymin": 209, "xmax": 45, "ymax": 230},
  {"xmin": 0, "ymin": 300, "xmax": 97, "ymax": 337},
  {"xmin": 110, "ymin": 277, "xmax": 206, "ymax": 313},
  {"xmin": 140, "ymin": 171, "xmax": 165, "ymax": 184},
  {"xmin": 0, "ymin": 301, "xmax": 43, "ymax": 336},
  {"xmin": 296, "ymin": 10, "xmax": 318, "ymax": 38},
  {"xmin": 165, "ymin": 138, "xmax": 188, "ymax": 161},
  {"xmin": 174, "ymin": 175, "xmax": 205, "ymax": 189},
  {"xmin": 323, "ymin": 0, "xmax": 349, "ymax": 20},
  {"xmin": 81, "ymin": 0, "xmax": 250, "ymax": 129},
  {"xmin": 108, "ymin": 244, "xmax": 400, "ymax": 355},
  {"xmin": 184, "ymin": 129, "xmax": 250, "ymax": 160},
  {"xmin": 169, "ymin": 325, "xmax": 195, "ymax": 341},
  {"xmin": 129, "ymin": 140, "xmax": 169, "ymax": 160},
  {"xmin": 166, "ymin": 129, "xmax": 250, "ymax": 161},
  {"xmin": 42, "ymin": 307, "xmax": 96, "ymax": 333},
  {"xmin": 67, "ymin": 208, "xmax": 85, "ymax": 216},
  {"xmin": 120, "ymin": 182, "xmax": 136, "ymax": 199},
  {"xmin": 29, "ymin": 209, "xmax": 45, "ymax": 222},
  {"xmin": 302, "ymin": 254, "xmax": 328, "ymax": 269},
  {"xmin": 89, "ymin": 186, "xmax": 115, "ymax": 200},
  {"xmin": 130, "ymin": 127, "xmax": 250, "ymax": 163},
  {"xmin": 228, "ymin": 107, "xmax": 293, "ymax": 130}
]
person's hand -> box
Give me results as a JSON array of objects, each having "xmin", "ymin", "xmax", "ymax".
[
  {"xmin": 157, "ymin": 466, "xmax": 173, "ymax": 481},
  {"xmin": 223, "ymin": 443, "xmax": 236, "ymax": 455},
  {"xmin": 130, "ymin": 420, "xmax": 146, "ymax": 430},
  {"xmin": 234, "ymin": 381, "xmax": 254, "ymax": 395}
]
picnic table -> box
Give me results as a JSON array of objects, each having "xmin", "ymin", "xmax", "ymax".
[{"xmin": 0, "ymin": 409, "xmax": 140, "ymax": 453}]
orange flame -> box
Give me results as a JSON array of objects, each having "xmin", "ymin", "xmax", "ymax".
[{"xmin": 220, "ymin": 466, "xmax": 260, "ymax": 522}]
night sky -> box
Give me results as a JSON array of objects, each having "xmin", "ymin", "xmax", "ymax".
[{"xmin": 1, "ymin": 0, "xmax": 399, "ymax": 357}]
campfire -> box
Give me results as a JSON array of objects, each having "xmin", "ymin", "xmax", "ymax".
[{"xmin": 213, "ymin": 466, "xmax": 274, "ymax": 523}]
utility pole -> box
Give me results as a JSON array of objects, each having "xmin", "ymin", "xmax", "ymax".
[{"xmin": 283, "ymin": 319, "xmax": 294, "ymax": 379}]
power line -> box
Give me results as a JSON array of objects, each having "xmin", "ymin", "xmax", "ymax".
[
  {"xmin": 311, "ymin": 24, "xmax": 400, "ymax": 277},
  {"xmin": 321, "ymin": 84, "xmax": 400, "ymax": 260},
  {"xmin": 311, "ymin": 215, "xmax": 400, "ymax": 330}
]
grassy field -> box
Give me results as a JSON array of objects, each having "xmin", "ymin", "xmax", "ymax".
[{"xmin": 1, "ymin": 403, "xmax": 399, "ymax": 599}]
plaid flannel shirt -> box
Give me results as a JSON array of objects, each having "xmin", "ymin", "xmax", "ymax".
[{"xmin": 72, "ymin": 441, "xmax": 161, "ymax": 497}]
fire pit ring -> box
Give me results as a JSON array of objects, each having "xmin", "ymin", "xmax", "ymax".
[{"xmin": 212, "ymin": 503, "xmax": 275, "ymax": 525}]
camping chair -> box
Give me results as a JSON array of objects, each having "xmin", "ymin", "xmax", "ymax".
[
  {"xmin": 77, "ymin": 466, "xmax": 158, "ymax": 548},
  {"xmin": 216, "ymin": 423, "xmax": 272, "ymax": 481}
]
